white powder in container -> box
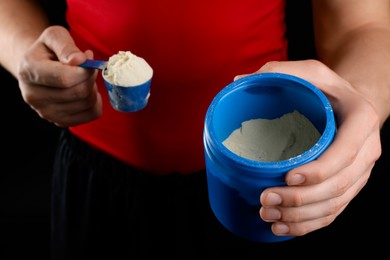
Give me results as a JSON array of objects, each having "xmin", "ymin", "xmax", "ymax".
[{"xmin": 222, "ymin": 110, "xmax": 321, "ymax": 162}]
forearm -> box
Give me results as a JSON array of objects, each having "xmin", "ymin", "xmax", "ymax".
[
  {"xmin": 312, "ymin": 0, "xmax": 390, "ymax": 127},
  {"xmin": 316, "ymin": 25, "xmax": 390, "ymax": 127},
  {"xmin": 0, "ymin": 0, "xmax": 50, "ymax": 77}
]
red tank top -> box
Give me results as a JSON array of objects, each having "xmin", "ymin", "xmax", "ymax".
[{"xmin": 66, "ymin": 0, "xmax": 288, "ymax": 174}]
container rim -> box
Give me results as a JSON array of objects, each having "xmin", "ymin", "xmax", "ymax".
[{"xmin": 204, "ymin": 72, "xmax": 336, "ymax": 172}]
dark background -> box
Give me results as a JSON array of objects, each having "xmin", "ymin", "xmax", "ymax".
[{"xmin": 1, "ymin": 1, "xmax": 388, "ymax": 259}]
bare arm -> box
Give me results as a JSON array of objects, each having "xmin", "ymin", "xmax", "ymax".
[
  {"xmin": 0, "ymin": 0, "xmax": 50, "ymax": 76},
  {"xmin": 0, "ymin": 1, "xmax": 102, "ymax": 126},
  {"xmin": 248, "ymin": 1, "xmax": 389, "ymax": 237},
  {"xmin": 312, "ymin": 0, "xmax": 390, "ymax": 126}
]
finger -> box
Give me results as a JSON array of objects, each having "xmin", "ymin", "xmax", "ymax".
[
  {"xmin": 21, "ymin": 60, "xmax": 94, "ymax": 89},
  {"xmin": 287, "ymin": 101, "xmax": 379, "ymax": 187},
  {"xmin": 40, "ymin": 26, "xmax": 87, "ymax": 66},
  {"xmin": 257, "ymin": 60, "xmax": 340, "ymax": 89},
  {"xmin": 261, "ymin": 131, "xmax": 377, "ymax": 208},
  {"xmin": 267, "ymin": 202, "xmax": 347, "ymax": 236},
  {"xmin": 261, "ymin": 161, "xmax": 369, "ymax": 209},
  {"xmin": 36, "ymin": 90, "xmax": 103, "ymax": 127},
  {"xmin": 262, "ymin": 171, "xmax": 372, "ymax": 237},
  {"xmin": 268, "ymin": 177, "xmax": 370, "ymax": 237},
  {"xmin": 235, "ymin": 60, "xmax": 337, "ymax": 86},
  {"xmin": 287, "ymin": 115, "xmax": 367, "ymax": 185},
  {"xmin": 84, "ymin": 49, "xmax": 94, "ymax": 60},
  {"xmin": 20, "ymin": 67, "xmax": 98, "ymax": 104},
  {"xmin": 260, "ymin": 172, "xmax": 369, "ymax": 223},
  {"xmin": 270, "ymin": 213, "xmax": 340, "ymax": 237},
  {"xmin": 18, "ymin": 26, "xmax": 94, "ymax": 88},
  {"xmin": 233, "ymin": 73, "xmax": 251, "ymax": 81},
  {"xmin": 51, "ymin": 97, "xmax": 103, "ymax": 127},
  {"xmin": 250, "ymin": 59, "xmax": 379, "ymax": 185}
]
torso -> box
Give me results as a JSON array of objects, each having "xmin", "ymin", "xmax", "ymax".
[{"xmin": 66, "ymin": 0, "xmax": 288, "ymax": 174}]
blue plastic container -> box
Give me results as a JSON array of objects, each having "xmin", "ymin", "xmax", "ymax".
[
  {"xmin": 103, "ymin": 69, "xmax": 151, "ymax": 112},
  {"xmin": 203, "ymin": 72, "xmax": 336, "ymax": 243}
]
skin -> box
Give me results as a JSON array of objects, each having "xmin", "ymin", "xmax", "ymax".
[
  {"xmin": 0, "ymin": 1, "xmax": 101, "ymax": 127},
  {"xmin": 1, "ymin": 0, "xmax": 389, "ymax": 237}
]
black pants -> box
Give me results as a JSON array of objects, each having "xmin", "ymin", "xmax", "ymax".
[
  {"xmin": 50, "ymin": 129, "xmax": 306, "ymax": 259},
  {"xmin": 51, "ymin": 130, "xmax": 356, "ymax": 260}
]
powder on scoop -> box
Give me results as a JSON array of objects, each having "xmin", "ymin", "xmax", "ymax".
[{"xmin": 104, "ymin": 51, "xmax": 153, "ymax": 87}]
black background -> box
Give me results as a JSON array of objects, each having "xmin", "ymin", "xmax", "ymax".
[{"xmin": 1, "ymin": 1, "xmax": 388, "ymax": 258}]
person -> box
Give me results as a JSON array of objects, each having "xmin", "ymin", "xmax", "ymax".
[{"xmin": 0, "ymin": 0, "xmax": 389, "ymax": 259}]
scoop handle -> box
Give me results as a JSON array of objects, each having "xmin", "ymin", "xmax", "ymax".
[{"xmin": 79, "ymin": 59, "xmax": 107, "ymax": 70}]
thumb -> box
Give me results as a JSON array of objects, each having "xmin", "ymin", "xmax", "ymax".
[{"xmin": 40, "ymin": 25, "xmax": 87, "ymax": 66}]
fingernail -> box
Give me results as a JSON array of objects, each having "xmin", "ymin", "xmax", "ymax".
[
  {"xmin": 273, "ymin": 223, "xmax": 289, "ymax": 234},
  {"xmin": 264, "ymin": 192, "xmax": 282, "ymax": 206},
  {"xmin": 288, "ymin": 174, "xmax": 305, "ymax": 185},
  {"xmin": 262, "ymin": 207, "xmax": 281, "ymax": 220}
]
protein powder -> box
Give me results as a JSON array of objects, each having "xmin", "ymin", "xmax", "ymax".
[
  {"xmin": 222, "ymin": 110, "xmax": 321, "ymax": 162},
  {"xmin": 104, "ymin": 50, "xmax": 153, "ymax": 87}
]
